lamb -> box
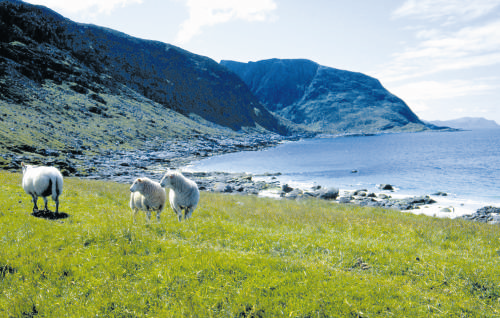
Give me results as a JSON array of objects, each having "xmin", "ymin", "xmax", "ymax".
[
  {"xmin": 160, "ymin": 170, "xmax": 199, "ymax": 222},
  {"xmin": 21, "ymin": 162, "xmax": 64, "ymax": 214},
  {"xmin": 129, "ymin": 177, "xmax": 167, "ymax": 222}
]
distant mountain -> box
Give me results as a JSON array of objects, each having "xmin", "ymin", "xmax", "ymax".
[
  {"xmin": 221, "ymin": 59, "xmax": 431, "ymax": 134},
  {"xmin": 0, "ymin": 0, "xmax": 290, "ymax": 137},
  {"xmin": 430, "ymin": 117, "xmax": 500, "ymax": 130}
]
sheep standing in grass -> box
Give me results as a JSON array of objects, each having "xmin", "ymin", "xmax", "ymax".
[
  {"xmin": 160, "ymin": 170, "xmax": 199, "ymax": 221},
  {"xmin": 129, "ymin": 177, "xmax": 167, "ymax": 222},
  {"xmin": 21, "ymin": 162, "xmax": 63, "ymax": 213}
]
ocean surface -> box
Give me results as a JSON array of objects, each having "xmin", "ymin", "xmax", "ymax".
[{"xmin": 187, "ymin": 130, "xmax": 500, "ymax": 207}]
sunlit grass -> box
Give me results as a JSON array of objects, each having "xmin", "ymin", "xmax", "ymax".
[{"xmin": 0, "ymin": 170, "xmax": 499, "ymax": 317}]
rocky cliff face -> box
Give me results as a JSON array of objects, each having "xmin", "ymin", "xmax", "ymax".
[
  {"xmin": 221, "ymin": 59, "xmax": 429, "ymax": 133},
  {"xmin": 0, "ymin": 0, "xmax": 288, "ymax": 134}
]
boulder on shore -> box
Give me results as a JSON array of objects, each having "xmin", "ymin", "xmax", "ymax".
[
  {"xmin": 317, "ymin": 188, "xmax": 339, "ymax": 200},
  {"xmin": 379, "ymin": 184, "xmax": 395, "ymax": 191}
]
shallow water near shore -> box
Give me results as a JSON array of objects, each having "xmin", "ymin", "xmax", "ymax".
[{"xmin": 187, "ymin": 129, "xmax": 500, "ymax": 216}]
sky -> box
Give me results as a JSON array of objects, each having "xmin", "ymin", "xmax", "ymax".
[{"xmin": 24, "ymin": 0, "xmax": 500, "ymax": 123}]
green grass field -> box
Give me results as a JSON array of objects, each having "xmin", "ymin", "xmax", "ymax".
[{"xmin": 0, "ymin": 170, "xmax": 499, "ymax": 317}]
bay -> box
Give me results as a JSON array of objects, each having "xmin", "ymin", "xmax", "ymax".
[{"xmin": 187, "ymin": 130, "xmax": 500, "ymax": 207}]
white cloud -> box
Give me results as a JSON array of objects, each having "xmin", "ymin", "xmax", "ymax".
[
  {"xmin": 377, "ymin": 0, "xmax": 500, "ymax": 83},
  {"xmin": 175, "ymin": 0, "xmax": 277, "ymax": 45},
  {"xmin": 388, "ymin": 79, "xmax": 500, "ymax": 121},
  {"xmin": 391, "ymin": 79, "xmax": 498, "ymax": 101},
  {"xmin": 377, "ymin": 19, "xmax": 500, "ymax": 82},
  {"xmin": 24, "ymin": 0, "xmax": 142, "ymax": 16},
  {"xmin": 393, "ymin": 0, "xmax": 500, "ymax": 23}
]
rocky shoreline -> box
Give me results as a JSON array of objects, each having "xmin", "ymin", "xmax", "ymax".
[
  {"xmin": 459, "ymin": 206, "xmax": 500, "ymax": 224},
  {"xmin": 1, "ymin": 133, "xmax": 290, "ymax": 181},
  {"xmin": 2, "ymin": 133, "xmax": 499, "ymax": 225}
]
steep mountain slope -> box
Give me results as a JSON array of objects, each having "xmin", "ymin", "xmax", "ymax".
[
  {"xmin": 221, "ymin": 59, "xmax": 430, "ymax": 134},
  {"xmin": 0, "ymin": 0, "xmax": 289, "ymax": 137}
]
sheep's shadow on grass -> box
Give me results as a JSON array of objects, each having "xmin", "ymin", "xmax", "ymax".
[{"xmin": 31, "ymin": 209, "xmax": 69, "ymax": 220}]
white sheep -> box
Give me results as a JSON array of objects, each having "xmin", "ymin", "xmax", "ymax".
[
  {"xmin": 129, "ymin": 177, "xmax": 167, "ymax": 221},
  {"xmin": 21, "ymin": 162, "xmax": 64, "ymax": 213},
  {"xmin": 160, "ymin": 170, "xmax": 199, "ymax": 221}
]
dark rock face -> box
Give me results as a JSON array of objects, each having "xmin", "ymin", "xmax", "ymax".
[
  {"xmin": 221, "ymin": 59, "xmax": 430, "ymax": 134},
  {"xmin": 0, "ymin": 0, "xmax": 289, "ymax": 134},
  {"xmin": 222, "ymin": 59, "xmax": 319, "ymax": 113}
]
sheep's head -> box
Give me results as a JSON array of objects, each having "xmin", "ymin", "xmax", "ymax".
[
  {"xmin": 130, "ymin": 178, "xmax": 144, "ymax": 193},
  {"xmin": 21, "ymin": 162, "xmax": 32, "ymax": 174},
  {"xmin": 160, "ymin": 173, "xmax": 174, "ymax": 188}
]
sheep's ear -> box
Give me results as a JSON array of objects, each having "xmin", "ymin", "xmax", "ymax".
[
  {"xmin": 21, "ymin": 162, "xmax": 25, "ymax": 167},
  {"xmin": 137, "ymin": 178, "xmax": 142, "ymax": 182}
]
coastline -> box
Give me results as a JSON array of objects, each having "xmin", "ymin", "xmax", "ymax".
[
  {"xmin": 180, "ymin": 169, "xmax": 500, "ymax": 223},
  {"xmin": 3, "ymin": 132, "xmax": 499, "ymax": 224}
]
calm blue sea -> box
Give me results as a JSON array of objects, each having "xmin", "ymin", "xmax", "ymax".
[{"xmin": 187, "ymin": 130, "xmax": 500, "ymax": 206}]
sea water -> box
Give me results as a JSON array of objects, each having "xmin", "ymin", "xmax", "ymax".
[{"xmin": 187, "ymin": 130, "xmax": 500, "ymax": 208}]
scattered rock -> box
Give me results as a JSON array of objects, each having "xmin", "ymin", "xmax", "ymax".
[
  {"xmin": 317, "ymin": 188, "xmax": 339, "ymax": 200},
  {"xmin": 353, "ymin": 189, "xmax": 368, "ymax": 196},
  {"xmin": 357, "ymin": 197, "xmax": 378, "ymax": 207},
  {"xmin": 460, "ymin": 206, "xmax": 500, "ymax": 224},
  {"xmin": 285, "ymin": 188, "xmax": 303, "ymax": 200},
  {"xmin": 282, "ymin": 184, "xmax": 293, "ymax": 193},
  {"xmin": 338, "ymin": 196, "xmax": 352, "ymax": 204},
  {"xmin": 213, "ymin": 183, "xmax": 233, "ymax": 193},
  {"xmin": 433, "ymin": 191, "xmax": 448, "ymax": 196},
  {"xmin": 490, "ymin": 215, "xmax": 500, "ymax": 225},
  {"xmin": 379, "ymin": 184, "xmax": 395, "ymax": 191}
]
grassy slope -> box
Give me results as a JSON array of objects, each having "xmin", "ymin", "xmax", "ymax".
[
  {"xmin": 0, "ymin": 171, "xmax": 499, "ymax": 317},
  {"xmin": 0, "ymin": 79, "xmax": 233, "ymax": 159}
]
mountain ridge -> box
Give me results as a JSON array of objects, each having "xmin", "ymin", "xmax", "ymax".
[
  {"xmin": 0, "ymin": 0, "xmax": 289, "ymax": 134},
  {"xmin": 0, "ymin": 0, "xmax": 441, "ymax": 171},
  {"xmin": 221, "ymin": 59, "xmax": 430, "ymax": 133}
]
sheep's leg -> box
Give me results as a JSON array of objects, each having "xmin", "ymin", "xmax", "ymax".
[
  {"xmin": 132, "ymin": 208, "xmax": 138, "ymax": 223},
  {"xmin": 43, "ymin": 197, "xmax": 49, "ymax": 212},
  {"xmin": 54, "ymin": 197, "xmax": 59, "ymax": 214},
  {"xmin": 146, "ymin": 209, "xmax": 152, "ymax": 221},
  {"xmin": 156, "ymin": 210, "xmax": 161, "ymax": 222},
  {"xmin": 173, "ymin": 205, "xmax": 183, "ymax": 222},
  {"xmin": 185, "ymin": 207, "xmax": 194, "ymax": 220},
  {"xmin": 31, "ymin": 195, "xmax": 38, "ymax": 212}
]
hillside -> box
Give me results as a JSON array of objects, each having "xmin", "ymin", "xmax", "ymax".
[
  {"xmin": 0, "ymin": 0, "xmax": 292, "ymax": 161},
  {"xmin": 1, "ymin": 170, "xmax": 499, "ymax": 316},
  {"xmin": 221, "ymin": 59, "xmax": 431, "ymax": 134},
  {"xmin": 431, "ymin": 117, "xmax": 500, "ymax": 130}
]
